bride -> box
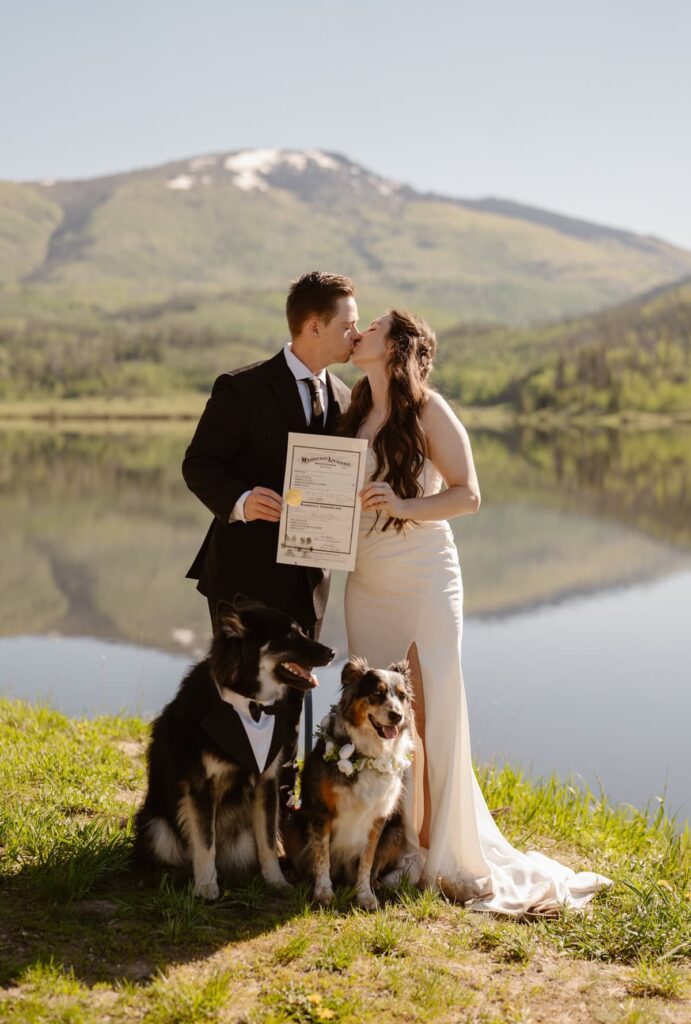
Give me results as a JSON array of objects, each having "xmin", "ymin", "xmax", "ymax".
[{"xmin": 342, "ymin": 308, "xmax": 613, "ymax": 917}]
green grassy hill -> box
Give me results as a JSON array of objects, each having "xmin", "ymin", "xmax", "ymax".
[
  {"xmin": 437, "ymin": 277, "xmax": 691, "ymax": 415},
  {"xmin": 3, "ymin": 147, "xmax": 691, "ymax": 405},
  {"xmin": 5, "ymin": 149, "xmax": 691, "ymax": 329}
]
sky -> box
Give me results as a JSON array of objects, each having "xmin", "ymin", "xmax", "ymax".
[{"xmin": 2, "ymin": 0, "xmax": 691, "ymax": 247}]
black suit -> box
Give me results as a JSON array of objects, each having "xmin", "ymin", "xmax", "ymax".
[
  {"xmin": 182, "ymin": 349, "xmax": 351, "ymax": 627},
  {"xmin": 182, "ymin": 349, "xmax": 351, "ymax": 807}
]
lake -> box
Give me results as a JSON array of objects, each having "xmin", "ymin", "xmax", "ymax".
[{"xmin": 1, "ymin": 424, "xmax": 689, "ymax": 828}]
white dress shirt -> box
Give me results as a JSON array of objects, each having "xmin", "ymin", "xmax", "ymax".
[
  {"xmin": 216, "ymin": 688, "xmax": 276, "ymax": 772},
  {"xmin": 229, "ymin": 344, "xmax": 329, "ymax": 523}
]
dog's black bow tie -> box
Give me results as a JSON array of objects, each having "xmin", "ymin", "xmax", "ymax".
[{"xmin": 248, "ymin": 701, "xmax": 279, "ymax": 724}]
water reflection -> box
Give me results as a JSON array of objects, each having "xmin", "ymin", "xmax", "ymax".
[
  {"xmin": 1, "ymin": 425, "xmax": 689, "ymax": 824},
  {"xmin": 3, "ymin": 426, "xmax": 690, "ymax": 651}
]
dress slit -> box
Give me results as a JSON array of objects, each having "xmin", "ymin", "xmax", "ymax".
[{"xmin": 405, "ymin": 641, "xmax": 432, "ymax": 849}]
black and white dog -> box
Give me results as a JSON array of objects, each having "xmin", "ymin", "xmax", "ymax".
[
  {"xmin": 135, "ymin": 597, "xmax": 334, "ymax": 898},
  {"xmin": 284, "ymin": 656, "xmax": 414, "ymax": 910}
]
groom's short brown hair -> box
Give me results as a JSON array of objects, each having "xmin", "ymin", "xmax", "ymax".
[{"xmin": 286, "ymin": 271, "xmax": 355, "ymax": 337}]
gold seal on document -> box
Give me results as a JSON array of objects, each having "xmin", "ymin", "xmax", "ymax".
[{"xmin": 285, "ymin": 488, "xmax": 303, "ymax": 507}]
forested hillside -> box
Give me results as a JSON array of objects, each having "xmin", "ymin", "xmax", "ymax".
[{"xmin": 436, "ymin": 278, "xmax": 691, "ymax": 416}]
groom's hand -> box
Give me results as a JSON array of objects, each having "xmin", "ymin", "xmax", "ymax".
[{"xmin": 244, "ymin": 486, "xmax": 283, "ymax": 523}]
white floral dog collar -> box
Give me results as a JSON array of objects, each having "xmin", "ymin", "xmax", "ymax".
[{"xmin": 316, "ymin": 717, "xmax": 412, "ymax": 777}]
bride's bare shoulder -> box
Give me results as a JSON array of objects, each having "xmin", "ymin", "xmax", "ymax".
[
  {"xmin": 421, "ymin": 390, "xmax": 478, "ymax": 488},
  {"xmin": 422, "ymin": 390, "xmax": 467, "ymax": 435}
]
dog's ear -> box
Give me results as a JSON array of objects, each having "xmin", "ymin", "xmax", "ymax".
[
  {"xmin": 341, "ymin": 656, "xmax": 368, "ymax": 689},
  {"xmin": 217, "ymin": 600, "xmax": 247, "ymax": 638},
  {"xmin": 389, "ymin": 659, "xmax": 414, "ymax": 700},
  {"xmin": 388, "ymin": 658, "xmax": 411, "ymax": 680}
]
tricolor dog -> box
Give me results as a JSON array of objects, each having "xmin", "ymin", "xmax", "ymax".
[
  {"xmin": 284, "ymin": 656, "xmax": 414, "ymax": 910},
  {"xmin": 134, "ymin": 597, "xmax": 334, "ymax": 898}
]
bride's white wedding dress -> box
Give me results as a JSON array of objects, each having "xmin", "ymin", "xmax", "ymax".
[{"xmin": 345, "ymin": 450, "xmax": 613, "ymax": 917}]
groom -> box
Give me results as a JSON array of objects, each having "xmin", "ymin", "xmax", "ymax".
[{"xmin": 182, "ymin": 271, "xmax": 359, "ymax": 802}]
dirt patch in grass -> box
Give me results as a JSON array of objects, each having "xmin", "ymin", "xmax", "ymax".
[{"xmin": 115, "ymin": 740, "xmax": 146, "ymax": 760}]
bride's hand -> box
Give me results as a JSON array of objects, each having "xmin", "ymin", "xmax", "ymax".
[{"xmin": 359, "ymin": 481, "xmax": 407, "ymax": 518}]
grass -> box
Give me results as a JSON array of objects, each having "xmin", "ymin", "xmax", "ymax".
[
  {"xmin": 627, "ymin": 959, "xmax": 685, "ymax": 1000},
  {"xmin": 0, "ymin": 697, "xmax": 689, "ymax": 1023},
  {"xmin": 142, "ymin": 969, "xmax": 234, "ymax": 1024}
]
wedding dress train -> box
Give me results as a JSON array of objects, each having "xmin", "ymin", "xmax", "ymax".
[{"xmin": 344, "ymin": 451, "xmax": 613, "ymax": 917}]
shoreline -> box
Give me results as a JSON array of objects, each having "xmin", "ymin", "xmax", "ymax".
[
  {"xmin": 1, "ymin": 395, "xmax": 690, "ymax": 431},
  {"xmin": 2, "ymin": 685, "xmax": 687, "ymax": 835}
]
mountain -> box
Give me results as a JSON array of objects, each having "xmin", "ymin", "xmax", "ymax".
[
  {"xmin": 436, "ymin": 277, "xmax": 691, "ymax": 416},
  {"xmin": 2, "ymin": 147, "xmax": 691, "ymax": 402},
  {"xmin": 2, "ymin": 147, "xmax": 691, "ymax": 339}
]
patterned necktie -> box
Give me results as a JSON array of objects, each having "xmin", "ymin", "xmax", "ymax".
[{"xmin": 305, "ymin": 377, "xmax": 325, "ymax": 431}]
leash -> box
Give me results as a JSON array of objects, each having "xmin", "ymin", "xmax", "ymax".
[
  {"xmin": 304, "ymin": 688, "xmax": 313, "ymax": 756},
  {"xmin": 303, "ymin": 618, "xmax": 320, "ymax": 758}
]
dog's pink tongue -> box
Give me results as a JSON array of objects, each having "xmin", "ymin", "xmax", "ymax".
[
  {"xmin": 284, "ymin": 662, "xmax": 319, "ymax": 687},
  {"xmin": 382, "ymin": 725, "xmax": 399, "ymax": 740}
]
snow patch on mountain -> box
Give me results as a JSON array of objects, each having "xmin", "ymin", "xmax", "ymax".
[
  {"xmin": 222, "ymin": 148, "xmax": 339, "ymax": 191},
  {"xmin": 163, "ymin": 148, "xmax": 399, "ymax": 199},
  {"xmin": 166, "ymin": 174, "xmax": 195, "ymax": 191},
  {"xmin": 223, "ymin": 149, "xmax": 274, "ymax": 191},
  {"xmin": 305, "ymin": 150, "xmax": 339, "ymax": 171}
]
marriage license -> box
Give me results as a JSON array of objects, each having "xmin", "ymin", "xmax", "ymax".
[{"xmin": 276, "ymin": 432, "xmax": 369, "ymax": 572}]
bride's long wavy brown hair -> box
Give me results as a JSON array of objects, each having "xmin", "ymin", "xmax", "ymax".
[{"xmin": 340, "ymin": 309, "xmax": 437, "ymax": 533}]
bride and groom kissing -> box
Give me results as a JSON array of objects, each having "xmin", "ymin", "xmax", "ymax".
[{"xmin": 180, "ymin": 270, "xmax": 613, "ymax": 918}]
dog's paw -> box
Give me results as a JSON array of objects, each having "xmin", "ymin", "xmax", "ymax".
[
  {"xmin": 393, "ymin": 850, "xmax": 424, "ymax": 887},
  {"xmin": 313, "ymin": 883, "xmax": 334, "ymax": 906},
  {"xmin": 356, "ymin": 888, "xmax": 379, "ymax": 912},
  {"xmin": 194, "ymin": 879, "xmax": 220, "ymax": 900},
  {"xmin": 380, "ymin": 866, "xmax": 405, "ymax": 888}
]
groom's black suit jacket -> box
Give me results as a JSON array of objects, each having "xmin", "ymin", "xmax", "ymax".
[{"xmin": 182, "ymin": 349, "xmax": 351, "ymax": 628}]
